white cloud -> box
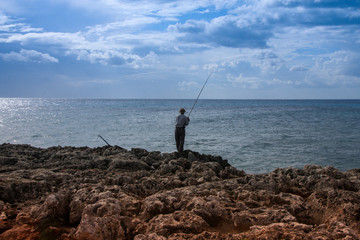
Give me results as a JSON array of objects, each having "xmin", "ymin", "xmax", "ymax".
[
  {"xmin": 179, "ymin": 81, "xmax": 197, "ymax": 87},
  {"xmin": 0, "ymin": 31, "xmax": 87, "ymax": 54},
  {"xmin": 227, "ymin": 73, "xmax": 263, "ymax": 88},
  {"xmin": 73, "ymin": 49, "xmax": 138, "ymax": 65},
  {"xmin": 290, "ymin": 65, "xmax": 308, "ymax": 72},
  {"xmin": 306, "ymin": 51, "xmax": 360, "ymax": 86},
  {"xmin": 221, "ymin": 48, "xmax": 284, "ymax": 74},
  {"xmin": 0, "ymin": 12, "xmax": 8, "ymax": 24},
  {"xmin": 85, "ymin": 17, "xmax": 161, "ymax": 36},
  {"xmin": 268, "ymin": 78, "xmax": 293, "ymax": 85},
  {"xmin": 0, "ymin": 12, "xmax": 42, "ymax": 32},
  {"xmin": 0, "ymin": 49, "xmax": 58, "ymax": 63},
  {"xmin": 0, "ymin": 23, "xmax": 42, "ymax": 32},
  {"xmin": 171, "ymin": 14, "xmax": 273, "ymax": 49},
  {"xmin": 178, "ymin": 80, "xmax": 198, "ymax": 91},
  {"xmin": 0, "ymin": 11, "xmax": 170, "ymax": 67},
  {"xmin": 70, "ymin": 48, "xmax": 160, "ymax": 68},
  {"xmin": 227, "ymin": 73, "xmax": 294, "ymax": 88}
]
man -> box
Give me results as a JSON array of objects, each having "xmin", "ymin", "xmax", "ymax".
[{"xmin": 175, "ymin": 108, "xmax": 190, "ymax": 152}]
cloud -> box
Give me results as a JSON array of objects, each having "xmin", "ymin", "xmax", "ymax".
[
  {"xmin": 0, "ymin": 22, "xmax": 164, "ymax": 67},
  {"xmin": 252, "ymin": 0, "xmax": 360, "ymax": 27},
  {"xmin": 251, "ymin": 50, "xmax": 284, "ymax": 73},
  {"xmin": 74, "ymin": 49, "xmax": 137, "ymax": 65},
  {"xmin": 171, "ymin": 14, "xmax": 272, "ymax": 48},
  {"xmin": 0, "ymin": 23, "xmax": 42, "ymax": 32},
  {"xmin": 0, "ymin": 10, "xmax": 167, "ymax": 67},
  {"xmin": 227, "ymin": 73, "xmax": 294, "ymax": 89},
  {"xmin": 0, "ymin": 12, "xmax": 43, "ymax": 32},
  {"xmin": 168, "ymin": 0, "xmax": 359, "ymax": 50},
  {"xmin": 0, "ymin": 49, "xmax": 58, "ymax": 63},
  {"xmin": 174, "ymin": 20, "xmax": 207, "ymax": 34},
  {"xmin": 273, "ymin": 0, "xmax": 360, "ymax": 9},
  {"xmin": 227, "ymin": 73, "xmax": 264, "ymax": 89},
  {"xmin": 0, "ymin": 11, "xmax": 8, "ymax": 24},
  {"xmin": 178, "ymin": 80, "xmax": 198, "ymax": 91},
  {"xmin": 71, "ymin": 48, "xmax": 160, "ymax": 68},
  {"xmin": 85, "ymin": 17, "xmax": 161, "ymax": 36},
  {"xmin": 290, "ymin": 65, "xmax": 308, "ymax": 72},
  {"xmin": 45, "ymin": 0, "xmax": 238, "ymax": 20},
  {"xmin": 179, "ymin": 81, "xmax": 197, "ymax": 87},
  {"xmin": 306, "ymin": 51, "xmax": 360, "ymax": 86},
  {"xmin": 222, "ymin": 49, "xmax": 284, "ymax": 73},
  {"xmin": 0, "ymin": 31, "xmax": 85, "ymax": 46}
]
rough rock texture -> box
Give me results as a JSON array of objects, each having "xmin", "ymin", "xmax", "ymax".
[{"xmin": 0, "ymin": 143, "xmax": 359, "ymax": 239}]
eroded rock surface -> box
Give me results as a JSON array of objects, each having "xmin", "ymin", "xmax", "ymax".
[{"xmin": 0, "ymin": 143, "xmax": 359, "ymax": 239}]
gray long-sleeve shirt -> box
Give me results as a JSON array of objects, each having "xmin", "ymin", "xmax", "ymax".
[{"xmin": 175, "ymin": 114, "xmax": 190, "ymax": 128}]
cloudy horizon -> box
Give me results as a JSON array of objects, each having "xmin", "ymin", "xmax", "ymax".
[{"xmin": 1, "ymin": 0, "xmax": 359, "ymax": 99}]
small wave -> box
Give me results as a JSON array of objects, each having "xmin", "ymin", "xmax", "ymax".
[
  {"xmin": 281, "ymin": 134, "xmax": 291, "ymax": 139},
  {"xmin": 241, "ymin": 141, "xmax": 272, "ymax": 150}
]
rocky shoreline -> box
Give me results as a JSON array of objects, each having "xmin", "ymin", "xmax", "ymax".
[{"xmin": 0, "ymin": 143, "xmax": 359, "ymax": 239}]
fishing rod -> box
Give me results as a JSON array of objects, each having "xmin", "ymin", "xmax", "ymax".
[
  {"xmin": 187, "ymin": 68, "xmax": 214, "ymax": 118},
  {"xmin": 98, "ymin": 135, "xmax": 111, "ymax": 146}
]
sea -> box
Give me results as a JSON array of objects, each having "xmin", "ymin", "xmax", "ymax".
[{"xmin": 0, "ymin": 98, "xmax": 359, "ymax": 173}]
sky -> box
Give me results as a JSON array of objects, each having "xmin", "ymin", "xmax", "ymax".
[{"xmin": 0, "ymin": 0, "xmax": 359, "ymax": 99}]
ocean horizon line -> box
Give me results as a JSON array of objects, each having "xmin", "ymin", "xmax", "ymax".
[{"xmin": 1, "ymin": 97, "xmax": 360, "ymax": 101}]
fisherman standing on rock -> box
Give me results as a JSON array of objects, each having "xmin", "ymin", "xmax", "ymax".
[{"xmin": 175, "ymin": 108, "xmax": 190, "ymax": 153}]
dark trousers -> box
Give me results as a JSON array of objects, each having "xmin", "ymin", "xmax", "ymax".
[{"xmin": 175, "ymin": 127, "xmax": 186, "ymax": 152}]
